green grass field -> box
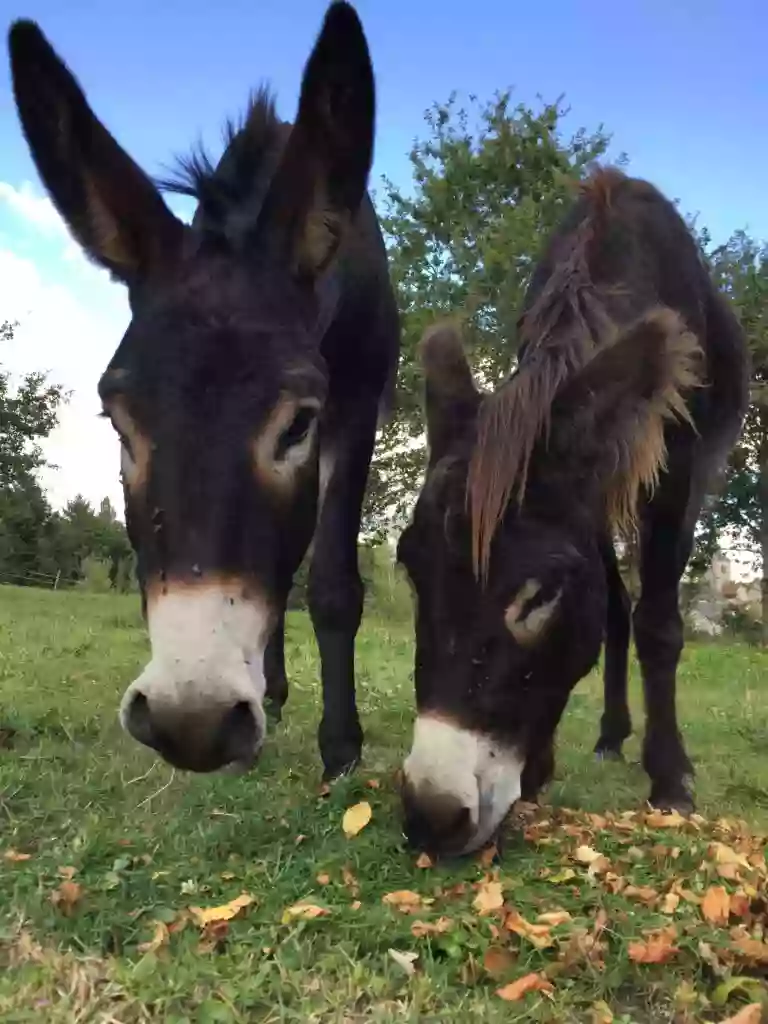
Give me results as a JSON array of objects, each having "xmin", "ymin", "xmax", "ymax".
[{"xmin": 1, "ymin": 584, "xmax": 767, "ymax": 1022}]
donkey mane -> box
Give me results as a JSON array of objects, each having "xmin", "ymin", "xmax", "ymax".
[
  {"xmin": 156, "ymin": 86, "xmax": 286, "ymax": 225},
  {"xmin": 468, "ymin": 166, "xmax": 639, "ymax": 579}
]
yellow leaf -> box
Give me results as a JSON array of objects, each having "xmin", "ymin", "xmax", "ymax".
[
  {"xmin": 3, "ymin": 848, "xmax": 32, "ymax": 862},
  {"xmin": 388, "ymin": 948, "xmax": 418, "ymax": 976},
  {"xmin": 497, "ymin": 972, "xmax": 554, "ymax": 1002},
  {"xmin": 701, "ymin": 885, "xmax": 730, "ymax": 926},
  {"xmin": 575, "ymin": 845, "xmax": 605, "ymax": 866},
  {"xmin": 138, "ymin": 920, "xmax": 170, "ymax": 954},
  {"xmin": 537, "ymin": 910, "xmax": 572, "ymax": 926},
  {"xmin": 548, "ymin": 868, "xmax": 576, "ymax": 885},
  {"xmin": 645, "ymin": 809, "xmax": 687, "ymax": 828},
  {"xmin": 473, "ymin": 880, "xmax": 504, "ymax": 915},
  {"xmin": 190, "ymin": 893, "xmax": 254, "ymax": 926},
  {"xmin": 281, "ymin": 901, "xmax": 330, "ymax": 923},
  {"xmin": 505, "ymin": 909, "xmax": 554, "ymax": 949},
  {"xmin": 415, "ymin": 852, "xmax": 434, "ymax": 869},
  {"xmin": 592, "ymin": 1000, "xmax": 614, "ymax": 1023},
  {"xmin": 342, "ymin": 801, "xmax": 372, "ymax": 838},
  {"xmin": 661, "ymin": 892, "xmax": 680, "ymax": 914}
]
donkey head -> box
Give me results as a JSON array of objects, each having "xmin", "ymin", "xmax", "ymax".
[
  {"xmin": 397, "ymin": 311, "xmax": 702, "ymax": 855},
  {"xmin": 8, "ymin": 2, "xmax": 375, "ymax": 772}
]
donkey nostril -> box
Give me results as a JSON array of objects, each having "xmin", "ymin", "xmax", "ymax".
[
  {"xmin": 218, "ymin": 700, "xmax": 259, "ymax": 765},
  {"xmin": 124, "ymin": 691, "xmax": 159, "ymax": 749}
]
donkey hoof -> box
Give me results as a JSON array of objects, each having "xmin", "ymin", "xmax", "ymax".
[
  {"xmin": 648, "ymin": 785, "xmax": 695, "ymax": 817},
  {"xmin": 594, "ymin": 743, "xmax": 625, "ymax": 763},
  {"xmin": 322, "ymin": 756, "xmax": 361, "ymax": 783}
]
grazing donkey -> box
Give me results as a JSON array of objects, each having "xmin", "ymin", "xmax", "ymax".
[
  {"xmin": 397, "ymin": 168, "xmax": 749, "ymax": 856},
  {"xmin": 8, "ymin": 2, "xmax": 400, "ymax": 779}
]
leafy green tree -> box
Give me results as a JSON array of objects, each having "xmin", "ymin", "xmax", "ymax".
[{"xmin": 365, "ymin": 92, "xmax": 613, "ymax": 534}]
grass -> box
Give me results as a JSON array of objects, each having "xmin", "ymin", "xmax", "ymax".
[{"xmin": 1, "ymin": 584, "xmax": 767, "ymax": 1022}]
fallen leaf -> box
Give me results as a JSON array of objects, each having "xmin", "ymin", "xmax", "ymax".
[
  {"xmin": 415, "ymin": 852, "xmax": 434, "ymax": 869},
  {"xmin": 537, "ymin": 910, "xmax": 572, "ymax": 927},
  {"xmin": 342, "ymin": 801, "xmax": 372, "ymax": 838},
  {"xmin": 473, "ymin": 880, "xmax": 504, "ymax": 915},
  {"xmin": 645, "ymin": 809, "xmax": 687, "ymax": 829},
  {"xmin": 316, "ymin": 872, "xmax": 331, "ymax": 886},
  {"xmin": 190, "ymin": 893, "xmax": 254, "ymax": 927},
  {"xmin": 628, "ymin": 927, "xmax": 679, "ymax": 964},
  {"xmin": 3, "ymin": 849, "xmax": 31, "ymax": 862},
  {"xmin": 478, "ymin": 844, "xmax": 498, "ymax": 868},
  {"xmin": 702, "ymin": 885, "xmax": 730, "ymax": 926},
  {"xmin": 732, "ymin": 935, "xmax": 768, "ymax": 965},
  {"xmin": 505, "ymin": 909, "xmax": 555, "ymax": 949},
  {"xmin": 711, "ymin": 976, "xmax": 766, "ymax": 1007},
  {"xmin": 383, "ymin": 890, "xmax": 423, "ymax": 913},
  {"xmin": 198, "ymin": 918, "xmax": 229, "ymax": 953},
  {"xmin": 624, "ymin": 885, "xmax": 659, "ymax": 906},
  {"xmin": 58, "ymin": 866, "xmax": 77, "ymax": 880},
  {"xmin": 281, "ymin": 902, "xmax": 330, "ymax": 923},
  {"xmin": 350, "ymin": 900, "xmax": 361, "ymax": 911},
  {"xmin": 50, "ymin": 880, "xmax": 82, "ymax": 915},
  {"xmin": 483, "ymin": 945, "xmax": 517, "ymax": 978},
  {"xmin": 710, "ymin": 842, "xmax": 752, "ymax": 871},
  {"xmin": 720, "ymin": 1006, "xmax": 763, "ymax": 1024},
  {"xmin": 575, "ymin": 845, "xmax": 604, "ymax": 865},
  {"xmin": 137, "ymin": 920, "xmax": 170, "ymax": 954},
  {"xmin": 592, "ymin": 1000, "xmax": 613, "ymax": 1023},
  {"xmin": 661, "ymin": 892, "xmax": 680, "ymax": 914},
  {"xmin": 342, "ymin": 865, "xmax": 359, "ymax": 896},
  {"xmin": 411, "ymin": 916, "xmax": 452, "ymax": 937},
  {"xmin": 497, "ymin": 972, "xmax": 554, "ymax": 1002},
  {"xmin": 388, "ymin": 948, "xmax": 418, "ymax": 976},
  {"xmin": 548, "ymin": 868, "xmax": 576, "ymax": 885},
  {"xmin": 366, "ymin": 778, "xmax": 380, "ymax": 790},
  {"xmin": 294, "ymin": 834, "xmax": 307, "ymax": 846}
]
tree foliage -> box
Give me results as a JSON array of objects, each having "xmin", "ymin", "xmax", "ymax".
[{"xmin": 364, "ymin": 92, "xmax": 613, "ymax": 535}]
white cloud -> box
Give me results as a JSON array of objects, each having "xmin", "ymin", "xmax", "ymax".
[{"xmin": 0, "ymin": 182, "xmax": 130, "ymax": 517}]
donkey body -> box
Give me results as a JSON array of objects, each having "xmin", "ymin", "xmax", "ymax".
[
  {"xmin": 9, "ymin": 3, "xmax": 399, "ymax": 779},
  {"xmin": 397, "ymin": 168, "xmax": 748, "ymax": 856}
]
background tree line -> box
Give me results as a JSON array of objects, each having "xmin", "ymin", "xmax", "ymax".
[{"xmin": 2, "ymin": 88, "xmax": 765, "ymax": 634}]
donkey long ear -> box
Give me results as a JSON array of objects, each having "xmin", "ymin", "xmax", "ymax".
[
  {"xmin": 546, "ymin": 307, "xmax": 704, "ymax": 530},
  {"xmin": 8, "ymin": 21, "xmax": 184, "ymax": 285},
  {"xmin": 253, "ymin": 2, "xmax": 375, "ymax": 279},
  {"xmin": 420, "ymin": 322, "xmax": 481, "ymax": 464}
]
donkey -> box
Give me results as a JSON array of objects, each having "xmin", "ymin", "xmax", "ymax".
[
  {"xmin": 397, "ymin": 168, "xmax": 749, "ymax": 856},
  {"xmin": 8, "ymin": 2, "xmax": 400, "ymax": 780}
]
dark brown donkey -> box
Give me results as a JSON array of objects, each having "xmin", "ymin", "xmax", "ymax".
[
  {"xmin": 8, "ymin": 2, "xmax": 400, "ymax": 779},
  {"xmin": 397, "ymin": 168, "xmax": 748, "ymax": 856}
]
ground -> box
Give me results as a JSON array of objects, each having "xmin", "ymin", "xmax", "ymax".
[{"xmin": 1, "ymin": 585, "xmax": 767, "ymax": 1023}]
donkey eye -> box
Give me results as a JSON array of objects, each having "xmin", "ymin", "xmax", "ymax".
[{"xmin": 276, "ymin": 406, "xmax": 316, "ymax": 459}]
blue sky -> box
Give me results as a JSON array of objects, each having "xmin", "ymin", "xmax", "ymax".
[{"xmin": 0, "ymin": 0, "xmax": 766, "ymax": 512}]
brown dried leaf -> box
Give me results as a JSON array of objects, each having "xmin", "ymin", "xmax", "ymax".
[
  {"xmin": 281, "ymin": 901, "xmax": 330, "ymax": 923},
  {"xmin": 342, "ymin": 801, "xmax": 372, "ymax": 838},
  {"xmin": 410, "ymin": 916, "xmax": 453, "ymax": 937},
  {"xmin": 388, "ymin": 948, "xmax": 418, "ymax": 976},
  {"xmin": 628, "ymin": 926, "xmax": 679, "ymax": 964},
  {"xmin": 138, "ymin": 920, "xmax": 170, "ymax": 954},
  {"xmin": 50, "ymin": 880, "xmax": 82, "ymax": 915},
  {"xmin": 537, "ymin": 910, "xmax": 572, "ymax": 927},
  {"xmin": 702, "ymin": 886, "xmax": 730, "ymax": 926},
  {"xmin": 661, "ymin": 892, "xmax": 680, "ymax": 915},
  {"xmin": 645, "ymin": 809, "xmax": 687, "ymax": 829},
  {"xmin": 366, "ymin": 778, "xmax": 380, "ymax": 790},
  {"xmin": 624, "ymin": 885, "xmax": 659, "ymax": 906},
  {"xmin": 732, "ymin": 935, "xmax": 768, "ymax": 965},
  {"xmin": 478, "ymin": 844, "xmax": 498, "ymax": 868},
  {"xmin": 383, "ymin": 890, "xmax": 423, "ymax": 913},
  {"xmin": 415, "ymin": 852, "xmax": 434, "ymax": 869},
  {"xmin": 483, "ymin": 945, "xmax": 517, "ymax": 978},
  {"xmin": 3, "ymin": 849, "xmax": 32, "ymax": 862},
  {"xmin": 720, "ymin": 1005, "xmax": 763, "ymax": 1024},
  {"xmin": 497, "ymin": 972, "xmax": 554, "ymax": 1002},
  {"xmin": 316, "ymin": 872, "xmax": 331, "ymax": 886},
  {"xmin": 198, "ymin": 918, "xmax": 229, "ymax": 953},
  {"xmin": 473, "ymin": 880, "xmax": 504, "ymax": 915},
  {"xmin": 58, "ymin": 866, "xmax": 77, "ymax": 880},
  {"xmin": 342, "ymin": 865, "xmax": 359, "ymax": 896},
  {"xmin": 190, "ymin": 893, "xmax": 254, "ymax": 927}
]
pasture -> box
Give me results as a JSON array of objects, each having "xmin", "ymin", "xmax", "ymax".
[{"xmin": 1, "ymin": 583, "xmax": 767, "ymax": 1022}]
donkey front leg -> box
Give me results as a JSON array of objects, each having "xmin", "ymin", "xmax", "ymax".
[
  {"xmin": 264, "ymin": 607, "xmax": 289, "ymax": 723},
  {"xmin": 633, "ymin": 507, "xmax": 696, "ymax": 813},
  {"xmin": 308, "ymin": 403, "xmax": 378, "ymax": 780},
  {"xmin": 594, "ymin": 538, "xmax": 633, "ymax": 761}
]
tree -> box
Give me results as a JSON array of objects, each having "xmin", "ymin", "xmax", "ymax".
[
  {"xmin": 699, "ymin": 233, "xmax": 768, "ymax": 642},
  {"xmin": 364, "ymin": 92, "xmax": 613, "ymax": 534}
]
